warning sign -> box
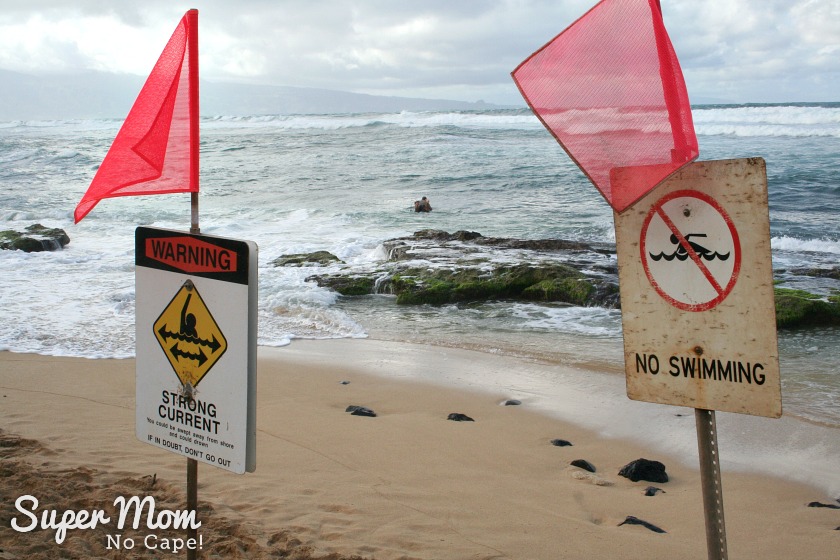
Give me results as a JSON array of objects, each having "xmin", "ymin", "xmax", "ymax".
[
  {"xmin": 641, "ymin": 190, "xmax": 741, "ymax": 312},
  {"xmin": 153, "ymin": 281, "xmax": 227, "ymax": 388},
  {"xmin": 135, "ymin": 227, "xmax": 257, "ymax": 474},
  {"xmin": 614, "ymin": 158, "xmax": 782, "ymax": 418}
]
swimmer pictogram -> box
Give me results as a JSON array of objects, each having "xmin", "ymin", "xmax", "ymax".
[
  {"xmin": 640, "ymin": 190, "xmax": 741, "ymax": 312},
  {"xmin": 156, "ymin": 293, "xmax": 223, "ymax": 366},
  {"xmin": 153, "ymin": 280, "xmax": 227, "ymax": 387},
  {"xmin": 649, "ymin": 233, "xmax": 731, "ymax": 262}
]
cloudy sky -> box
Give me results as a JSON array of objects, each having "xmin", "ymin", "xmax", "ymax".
[{"xmin": 0, "ymin": 0, "xmax": 837, "ymax": 105}]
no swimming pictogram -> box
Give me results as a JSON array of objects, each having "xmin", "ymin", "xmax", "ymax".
[{"xmin": 640, "ymin": 190, "xmax": 741, "ymax": 312}]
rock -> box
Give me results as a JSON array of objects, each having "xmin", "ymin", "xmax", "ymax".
[
  {"xmin": 521, "ymin": 277, "xmax": 595, "ymax": 305},
  {"xmin": 447, "ymin": 413, "xmax": 474, "ymax": 422},
  {"xmin": 272, "ymin": 251, "xmax": 343, "ymax": 267},
  {"xmin": 644, "ymin": 486, "xmax": 665, "ymax": 496},
  {"xmin": 619, "ymin": 458, "xmax": 669, "ymax": 483},
  {"xmin": 391, "ymin": 263, "xmax": 601, "ymax": 306},
  {"xmin": 774, "ymin": 288, "xmax": 840, "ymax": 328},
  {"xmin": 0, "ymin": 224, "xmax": 70, "ymax": 252},
  {"xmin": 550, "ymin": 439, "xmax": 573, "ymax": 447},
  {"xmin": 475, "ymin": 237, "xmax": 595, "ymax": 252},
  {"xmin": 502, "ymin": 399, "xmax": 521, "ymax": 406},
  {"xmin": 307, "ymin": 230, "xmax": 619, "ymax": 308},
  {"xmin": 789, "ymin": 266, "xmax": 840, "ymax": 280},
  {"xmin": 411, "ymin": 229, "xmax": 483, "ymax": 242},
  {"xmin": 339, "ymin": 380, "xmax": 350, "ymax": 385},
  {"xmin": 296, "ymin": 230, "xmax": 840, "ymax": 329},
  {"xmin": 807, "ymin": 501, "xmax": 840, "ymax": 509},
  {"xmin": 570, "ymin": 459, "xmax": 596, "ymax": 473},
  {"xmin": 310, "ymin": 274, "xmax": 376, "ymax": 296},
  {"xmin": 345, "ymin": 405, "xmax": 376, "ymax": 417},
  {"xmin": 618, "ymin": 516, "xmax": 666, "ymax": 534}
]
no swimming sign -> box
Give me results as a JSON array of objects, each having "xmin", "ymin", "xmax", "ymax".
[{"xmin": 614, "ymin": 158, "xmax": 781, "ymax": 418}]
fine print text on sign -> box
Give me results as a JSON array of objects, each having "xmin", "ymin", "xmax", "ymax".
[
  {"xmin": 136, "ymin": 227, "xmax": 257, "ymax": 474},
  {"xmin": 614, "ymin": 158, "xmax": 781, "ymax": 418}
]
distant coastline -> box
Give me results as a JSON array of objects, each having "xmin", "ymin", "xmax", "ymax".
[
  {"xmin": 5, "ymin": 68, "xmax": 836, "ymax": 122},
  {"xmin": 0, "ymin": 69, "xmax": 516, "ymax": 121}
]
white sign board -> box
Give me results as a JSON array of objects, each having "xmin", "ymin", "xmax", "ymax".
[
  {"xmin": 135, "ymin": 227, "xmax": 257, "ymax": 473},
  {"xmin": 614, "ymin": 158, "xmax": 782, "ymax": 418}
]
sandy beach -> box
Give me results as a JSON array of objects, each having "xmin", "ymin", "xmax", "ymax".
[{"xmin": 1, "ymin": 340, "xmax": 838, "ymax": 559}]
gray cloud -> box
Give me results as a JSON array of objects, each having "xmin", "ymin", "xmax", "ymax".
[{"xmin": 0, "ymin": 0, "xmax": 837, "ymax": 104}]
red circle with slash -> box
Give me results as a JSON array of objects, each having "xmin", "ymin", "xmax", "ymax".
[{"xmin": 640, "ymin": 189, "xmax": 741, "ymax": 312}]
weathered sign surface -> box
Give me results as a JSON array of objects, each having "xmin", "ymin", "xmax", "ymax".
[{"xmin": 615, "ymin": 158, "xmax": 782, "ymax": 418}]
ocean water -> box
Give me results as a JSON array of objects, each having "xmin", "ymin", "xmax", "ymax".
[{"xmin": 1, "ymin": 103, "xmax": 838, "ymax": 430}]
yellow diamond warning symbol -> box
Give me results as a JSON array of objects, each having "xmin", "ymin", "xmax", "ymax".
[{"xmin": 153, "ymin": 281, "xmax": 227, "ymax": 388}]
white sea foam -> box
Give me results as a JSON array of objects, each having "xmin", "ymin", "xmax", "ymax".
[
  {"xmin": 772, "ymin": 235, "xmax": 840, "ymax": 254},
  {"xmin": 693, "ymin": 104, "xmax": 840, "ymax": 137},
  {"xmin": 203, "ymin": 104, "xmax": 840, "ymax": 137},
  {"xmin": 510, "ymin": 303, "xmax": 622, "ymax": 337},
  {"xmin": 4, "ymin": 104, "xmax": 839, "ymax": 138}
]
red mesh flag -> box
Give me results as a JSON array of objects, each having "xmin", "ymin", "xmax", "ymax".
[
  {"xmin": 512, "ymin": 0, "xmax": 697, "ymax": 213},
  {"xmin": 74, "ymin": 10, "xmax": 199, "ymax": 223}
]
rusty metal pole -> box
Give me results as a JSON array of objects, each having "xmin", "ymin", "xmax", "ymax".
[
  {"xmin": 695, "ymin": 408, "xmax": 728, "ymax": 560},
  {"xmin": 187, "ymin": 458, "xmax": 198, "ymax": 560},
  {"xmin": 190, "ymin": 192, "xmax": 200, "ymax": 234}
]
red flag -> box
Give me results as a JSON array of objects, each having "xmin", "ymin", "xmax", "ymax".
[
  {"xmin": 74, "ymin": 10, "xmax": 199, "ymax": 223},
  {"xmin": 512, "ymin": 0, "xmax": 697, "ymax": 213}
]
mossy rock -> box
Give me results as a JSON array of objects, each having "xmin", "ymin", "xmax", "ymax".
[
  {"xmin": 522, "ymin": 278, "xmax": 595, "ymax": 305},
  {"xmin": 788, "ymin": 267, "xmax": 840, "ymax": 280},
  {"xmin": 391, "ymin": 263, "xmax": 590, "ymax": 305},
  {"xmin": 396, "ymin": 279, "xmax": 456, "ymax": 305},
  {"xmin": 774, "ymin": 288, "xmax": 840, "ymax": 328},
  {"xmin": 272, "ymin": 251, "xmax": 343, "ymax": 267},
  {"xmin": 0, "ymin": 224, "xmax": 70, "ymax": 252},
  {"xmin": 319, "ymin": 275, "xmax": 376, "ymax": 296}
]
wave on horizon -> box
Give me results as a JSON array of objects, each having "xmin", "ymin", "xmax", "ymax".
[{"xmin": 3, "ymin": 102, "xmax": 838, "ymax": 138}]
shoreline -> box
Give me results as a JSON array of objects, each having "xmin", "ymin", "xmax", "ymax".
[
  {"xmin": 2, "ymin": 337, "xmax": 839, "ymax": 488},
  {"xmin": 2, "ymin": 341, "xmax": 838, "ymax": 559},
  {"xmin": 272, "ymin": 339, "xmax": 840, "ymax": 491}
]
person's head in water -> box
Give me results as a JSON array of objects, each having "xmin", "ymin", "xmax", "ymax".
[{"xmin": 414, "ymin": 196, "xmax": 431, "ymax": 212}]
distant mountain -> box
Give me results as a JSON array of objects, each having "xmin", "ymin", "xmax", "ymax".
[
  {"xmin": 0, "ymin": 70, "xmax": 145, "ymax": 121},
  {"xmin": 0, "ymin": 70, "xmax": 509, "ymax": 121},
  {"xmin": 201, "ymin": 81, "xmax": 505, "ymax": 116}
]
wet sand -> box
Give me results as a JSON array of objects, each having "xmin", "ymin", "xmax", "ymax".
[{"xmin": 1, "ymin": 342, "xmax": 837, "ymax": 559}]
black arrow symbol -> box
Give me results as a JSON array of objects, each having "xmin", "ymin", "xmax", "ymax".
[
  {"xmin": 169, "ymin": 343, "xmax": 208, "ymax": 366},
  {"xmin": 206, "ymin": 334, "xmax": 222, "ymax": 353},
  {"xmin": 158, "ymin": 325, "xmax": 222, "ymax": 353}
]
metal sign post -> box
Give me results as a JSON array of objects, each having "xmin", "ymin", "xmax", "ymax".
[
  {"xmin": 187, "ymin": 11, "xmax": 201, "ymax": 557},
  {"xmin": 136, "ymin": 226, "xmax": 257, "ymax": 560},
  {"xmin": 187, "ymin": 458, "xmax": 198, "ymax": 560},
  {"xmin": 614, "ymin": 158, "xmax": 782, "ymax": 560},
  {"xmin": 696, "ymin": 409, "xmax": 727, "ymax": 560},
  {"xmin": 188, "ymin": 191, "xmax": 199, "ymax": 560}
]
